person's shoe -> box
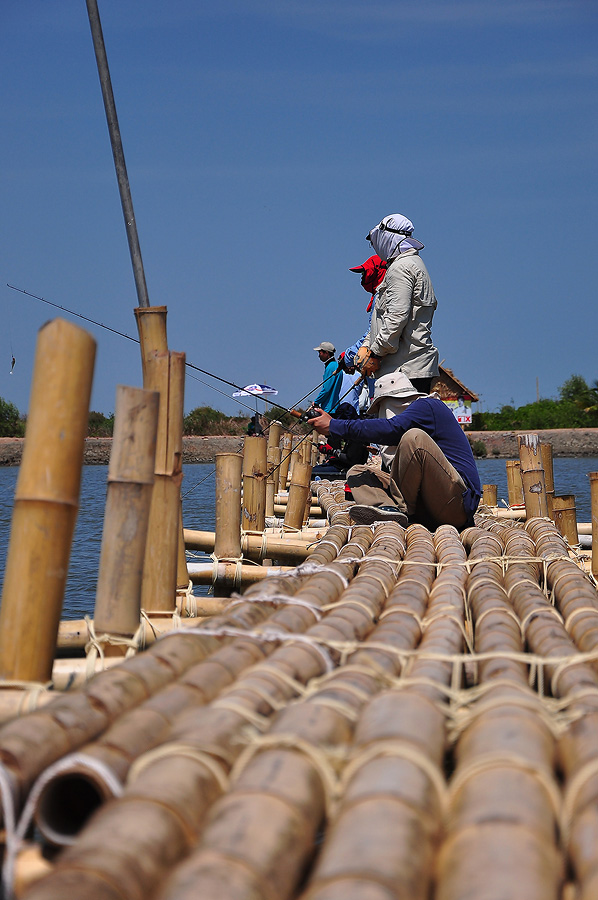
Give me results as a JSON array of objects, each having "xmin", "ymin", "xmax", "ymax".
[{"xmin": 349, "ymin": 504, "xmax": 408, "ymax": 527}]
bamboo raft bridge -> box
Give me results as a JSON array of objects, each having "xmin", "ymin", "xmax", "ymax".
[{"xmin": 0, "ymin": 319, "xmax": 596, "ymax": 900}]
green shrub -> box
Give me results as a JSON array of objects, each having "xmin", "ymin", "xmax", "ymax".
[
  {"xmin": 184, "ymin": 406, "xmax": 248, "ymax": 436},
  {"xmin": 0, "ymin": 397, "xmax": 25, "ymax": 437},
  {"xmin": 88, "ymin": 411, "xmax": 114, "ymax": 437},
  {"xmin": 470, "ymin": 439, "xmax": 487, "ymax": 458}
]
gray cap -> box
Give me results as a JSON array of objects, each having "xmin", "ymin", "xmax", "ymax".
[{"xmin": 313, "ymin": 341, "xmax": 335, "ymax": 353}]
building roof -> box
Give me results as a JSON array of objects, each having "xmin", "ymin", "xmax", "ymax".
[{"xmin": 433, "ymin": 365, "xmax": 479, "ymax": 402}]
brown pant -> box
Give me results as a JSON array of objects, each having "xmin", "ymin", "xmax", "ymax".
[{"xmin": 347, "ymin": 428, "xmax": 468, "ymax": 530}]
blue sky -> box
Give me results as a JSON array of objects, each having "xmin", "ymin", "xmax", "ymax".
[{"xmin": 2, "ymin": 0, "xmax": 597, "ymax": 418}]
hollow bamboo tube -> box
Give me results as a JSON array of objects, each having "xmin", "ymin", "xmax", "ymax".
[
  {"xmin": 482, "ymin": 484, "xmax": 498, "ymax": 507},
  {"xmin": 242, "ymin": 435, "xmax": 267, "ymax": 533},
  {"xmin": 540, "ymin": 441, "xmax": 555, "ymax": 518},
  {"xmin": 134, "ymin": 306, "xmax": 188, "ymax": 591},
  {"xmin": 0, "ymin": 319, "xmax": 96, "ymax": 683},
  {"xmin": 278, "ymin": 433, "xmax": 292, "ymax": 492},
  {"xmin": 25, "ymin": 536, "xmax": 367, "ymax": 877},
  {"xmin": 267, "ymin": 421, "xmax": 282, "ymax": 453},
  {"xmin": 284, "ymin": 459, "xmax": 312, "ymax": 530},
  {"xmin": 93, "ymin": 386, "xmax": 159, "ymax": 644},
  {"xmin": 518, "ymin": 433, "xmax": 548, "ymax": 518},
  {"xmin": 552, "ymin": 494, "xmax": 579, "ymax": 546},
  {"xmin": 141, "ymin": 351, "xmax": 186, "ymax": 612},
  {"xmin": 188, "ymin": 562, "xmax": 292, "ymax": 586},
  {"xmin": 591, "ymin": 473, "xmax": 598, "ymax": 578},
  {"xmin": 213, "ymin": 453, "xmax": 243, "ymax": 560},
  {"xmin": 265, "ymin": 446, "xmax": 279, "ymax": 518},
  {"xmin": 506, "ymin": 459, "xmax": 524, "ymax": 506},
  {"xmin": 134, "ymin": 305, "xmax": 168, "ymax": 362},
  {"xmin": 184, "ymin": 529, "xmax": 314, "ymax": 562}
]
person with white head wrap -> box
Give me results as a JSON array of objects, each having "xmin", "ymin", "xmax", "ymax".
[{"xmin": 355, "ymin": 212, "xmax": 438, "ymax": 395}]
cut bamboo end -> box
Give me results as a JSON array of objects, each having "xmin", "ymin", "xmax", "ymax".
[
  {"xmin": 242, "ymin": 436, "xmax": 267, "ymax": 533},
  {"xmin": 590, "ymin": 472, "xmax": 598, "ymax": 578},
  {"xmin": 214, "ymin": 453, "xmax": 243, "ymax": 560},
  {"xmin": 553, "ymin": 494, "xmax": 579, "ymax": 546},
  {"xmin": 482, "ymin": 484, "xmax": 498, "ymax": 507},
  {"xmin": 0, "ymin": 319, "xmax": 96, "ymax": 683},
  {"xmin": 94, "ymin": 386, "xmax": 160, "ymax": 639},
  {"xmin": 517, "ymin": 434, "xmax": 548, "ymax": 519}
]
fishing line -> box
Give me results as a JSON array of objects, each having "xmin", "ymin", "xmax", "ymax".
[{"xmin": 6, "ymin": 284, "xmax": 327, "ymax": 421}]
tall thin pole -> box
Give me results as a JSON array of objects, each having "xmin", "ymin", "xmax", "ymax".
[{"xmin": 85, "ymin": 0, "xmax": 150, "ymax": 308}]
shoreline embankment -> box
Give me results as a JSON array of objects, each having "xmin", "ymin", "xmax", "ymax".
[{"xmin": 2, "ymin": 430, "xmax": 598, "ymax": 467}]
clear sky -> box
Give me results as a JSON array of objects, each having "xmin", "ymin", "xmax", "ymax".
[{"xmin": 2, "ymin": 0, "xmax": 597, "ymax": 419}]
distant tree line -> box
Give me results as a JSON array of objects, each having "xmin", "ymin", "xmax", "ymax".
[
  {"xmin": 470, "ymin": 375, "xmax": 598, "ymax": 431},
  {"xmin": 2, "ymin": 375, "xmax": 596, "ymax": 439}
]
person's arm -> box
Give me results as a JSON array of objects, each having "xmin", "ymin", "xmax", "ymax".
[
  {"xmin": 313, "ymin": 360, "xmax": 337, "ymax": 409},
  {"xmin": 329, "ymin": 398, "xmax": 434, "ymax": 444},
  {"xmin": 369, "ymin": 263, "xmax": 415, "ymax": 357}
]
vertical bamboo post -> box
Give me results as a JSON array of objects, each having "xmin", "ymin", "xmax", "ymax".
[
  {"xmin": 0, "ymin": 319, "xmax": 96, "ymax": 682},
  {"xmin": 278, "ymin": 432, "xmax": 293, "ymax": 493},
  {"xmin": 482, "ymin": 484, "xmax": 497, "ymax": 507},
  {"xmin": 590, "ymin": 472, "xmax": 598, "ymax": 578},
  {"xmin": 265, "ymin": 447, "xmax": 279, "ymax": 518},
  {"xmin": 518, "ymin": 434, "xmax": 548, "ymax": 519},
  {"xmin": 134, "ymin": 306, "xmax": 188, "ymax": 591},
  {"xmin": 301, "ymin": 433, "xmax": 313, "ymax": 464},
  {"xmin": 267, "ymin": 421, "xmax": 282, "ymax": 454},
  {"xmin": 311, "ymin": 429, "xmax": 319, "ymax": 466},
  {"xmin": 214, "ymin": 453, "xmax": 243, "ymax": 559},
  {"xmin": 284, "ymin": 459, "xmax": 312, "ymax": 530},
  {"xmin": 134, "ymin": 306, "xmax": 168, "ymax": 362},
  {"xmin": 93, "ymin": 385, "xmax": 159, "ymax": 648},
  {"xmin": 540, "ymin": 441, "xmax": 555, "ymax": 518},
  {"xmin": 506, "ymin": 460, "xmax": 524, "ymax": 506},
  {"xmin": 552, "ymin": 495, "xmax": 578, "ymax": 546},
  {"xmin": 242, "ymin": 436, "xmax": 267, "ymax": 533},
  {"xmin": 140, "ymin": 351, "xmax": 186, "ymax": 612}
]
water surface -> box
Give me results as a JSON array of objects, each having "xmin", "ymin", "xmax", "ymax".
[{"xmin": 1, "ymin": 458, "xmax": 596, "ymax": 620}]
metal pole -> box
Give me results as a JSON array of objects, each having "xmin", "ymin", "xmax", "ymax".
[{"xmin": 85, "ymin": 0, "xmax": 150, "ymax": 308}]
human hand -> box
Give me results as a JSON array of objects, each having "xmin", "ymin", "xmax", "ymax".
[
  {"xmin": 356, "ymin": 348, "xmax": 380, "ymax": 377},
  {"xmin": 308, "ymin": 407, "xmax": 332, "ymax": 435}
]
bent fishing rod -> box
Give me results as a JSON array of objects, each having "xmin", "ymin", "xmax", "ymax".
[{"xmin": 6, "ymin": 283, "xmax": 331, "ymax": 425}]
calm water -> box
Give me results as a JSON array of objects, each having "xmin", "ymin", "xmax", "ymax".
[{"xmin": 1, "ymin": 458, "xmax": 596, "ymax": 620}]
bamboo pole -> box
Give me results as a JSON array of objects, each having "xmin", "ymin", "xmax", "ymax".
[
  {"xmin": 265, "ymin": 447, "xmax": 279, "ymax": 519},
  {"xmin": 506, "ymin": 460, "xmax": 524, "ymax": 506},
  {"xmin": 540, "ymin": 441, "xmax": 555, "ymax": 518},
  {"xmin": 284, "ymin": 459, "xmax": 312, "ymax": 530},
  {"xmin": 482, "ymin": 484, "xmax": 498, "ymax": 507},
  {"xmin": 518, "ymin": 433, "xmax": 548, "ymax": 518},
  {"xmin": 552, "ymin": 494, "xmax": 578, "ymax": 546},
  {"xmin": 93, "ymin": 386, "xmax": 159, "ymax": 649},
  {"xmin": 213, "ymin": 453, "xmax": 243, "ymax": 560},
  {"xmin": 188, "ymin": 562, "xmax": 293, "ymax": 586},
  {"xmin": 141, "ymin": 351, "xmax": 186, "ymax": 612},
  {"xmin": 0, "ymin": 319, "xmax": 96, "ymax": 683},
  {"xmin": 267, "ymin": 421, "xmax": 282, "ymax": 454},
  {"xmin": 134, "ymin": 306, "xmax": 188, "ymax": 593},
  {"xmin": 242, "ymin": 436, "xmax": 267, "ymax": 533},
  {"xmin": 591, "ymin": 473, "xmax": 598, "ymax": 579},
  {"xmin": 278, "ymin": 433, "xmax": 293, "ymax": 493},
  {"xmin": 184, "ymin": 529, "xmax": 315, "ymax": 562}
]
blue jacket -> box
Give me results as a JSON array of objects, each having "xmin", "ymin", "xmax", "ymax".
[
  {"xmin": 314, "ymin": 358, "xmax": 343, "ymax": 412},
  {"xmin": 329, "ymin": 396, "xmax": 481, "ymax": 520}
]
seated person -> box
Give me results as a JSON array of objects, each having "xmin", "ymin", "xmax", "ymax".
[
  {"xmin": 309, "ymin": 373, "xmax": 481, "ymax": 530},
  {"xmin": 320, "ymin": 402, "xmax": 369, "ymax": 471}
]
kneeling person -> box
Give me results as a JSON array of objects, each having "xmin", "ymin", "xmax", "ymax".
[{"xmin": 309, "ymin": 373, "xmax": 481, "ymax": 530}]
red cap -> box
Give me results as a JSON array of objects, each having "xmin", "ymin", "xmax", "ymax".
[{"xmin": 349, "ymin": 254, "xmax": 387, "ymax": 295}]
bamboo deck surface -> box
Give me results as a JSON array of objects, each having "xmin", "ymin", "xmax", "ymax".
[{"xmin": 0, "ymin": 480, "xmax": 595, "ymax": 899}]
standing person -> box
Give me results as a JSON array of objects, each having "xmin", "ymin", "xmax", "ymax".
[
  {"xmin": 308, "ymin": 373, "xmax": 481, "ymax": 531},
  {"xmin": 342, "ymin": 254, "xmax": 387, "ymax": 371},
  {"xmin": 311, "ymin": 341, "xmax": 343, "ymax": 413},
  {"xmin": 355, "ymin": 213, "xmax": 439, "ymax": 395}
]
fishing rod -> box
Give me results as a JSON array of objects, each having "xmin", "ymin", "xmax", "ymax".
[{"xmin": 6, "ymin": 283, "xmax": 329, "ymax": 425}]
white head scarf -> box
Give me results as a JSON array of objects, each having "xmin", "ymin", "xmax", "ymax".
[{"xmin": 367, "ymin": 213, "xmax": 424, "ymax": 261}]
